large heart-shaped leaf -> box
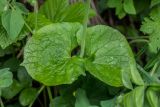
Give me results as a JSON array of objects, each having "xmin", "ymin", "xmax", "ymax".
[
  {"xmin": 22, "ymin": 23, "xmax": 84, "ymax": 86},
  {"xmin": 83, "ymin": 25, "xmax": 143, "ymax": 87}
]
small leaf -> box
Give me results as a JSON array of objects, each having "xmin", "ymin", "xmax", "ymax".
[
  {"xmin": 75, "ymin": 89, "xmax": 98, "ymax": 107},
  {"xmin": 1, "ymin": 9, "xmax": 24, "ymax": 39},
  {"xmin": 39, "ymin": 0, "xmax": 89, "ymax": 23},
  {"xmin": 0, "ymin": 68, "xmax": 13, "ymax": 88},
  {"xmin": 50, "ymin": 96, "xmax": 74, "ymax": 107},
  {"xmin": 1, "ymin": 79, "xmax": 23, "ymax": 99},
  {"xmin": 3, "ymin": 57, "xmax": 20, "ymax": 72},
  {"xmin": 107, "ymin": 0, "xmax": 126, "ymax": 19},
  {"xmin": 17, "ymin": 66, "xmax": 32, "ymax": 87},
  {"xmin": 123, "ymin": 0, "xmax": 136, "ymax": 14},
  {"xmin": 22, "ymin": 23, "xmax": 85, "ymax": 86},
  {"xmin": 27, "ymin": 13, "xmax": 52, "ymax": 30},
  {"xmin": 146, "ymin": 87, "xmax": 159, "ymax": 107},
  {"xmin": 151, "ymin": 0, "xmax": 160, "ymax": 7},
  {"xmin": 100, "ymin": 98, "xmax": 117, "ymax": 107},
  {"xmin": 140, "ymin": 7, "xmax": 160, "ymax": 53},
  {"xmin": 39, "ymin": 0, "xmax": 69, "ymax": 22},
  {"xmin": 75, "ymin": 89, "xmax": 90, "ymax": 107},
  {"xmin": 0, "ymin": 23, "xmax": 28, "ymax": 49},
  {"xmin": 0, "ymin": 0, "xmax": 7, "ymax": 13},
  {"xmin": 62, "ymin": 3, "xmax": 87, "ymax": 23},
  {"xmin": 19, "ymin": 88, "xmax": 37, "ymax": 106},
  {"xmin": 122, "ymin": 86, "xmax": 145, "ymax": 107}
]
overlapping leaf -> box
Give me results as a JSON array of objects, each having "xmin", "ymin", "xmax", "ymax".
[
  {"xmin": 1, "ymin": 9, "xmax": 24, "ymax": 39},
  {"xmin": 22, "ymin": 23, "xmax": 85, "ymax": 86},
  {"xmin": 0, "ymin": 21, "xmax": 28, "ymax": 49},
  {"xmin": 19, "ymin": 88, "xmax": 37, "ymax": 106},
  {"xmin": 83, "ymin": 25, "xmax": 143, "ymax": 87},
  {"xmin": 122, "ymin": 86, "xmax": 145, "ymax": 107},
  {"xmin": 0, "ymin": 68, "xmax": 13, "ymax": 88},
  {"xmin": 0, "ymin": 0, "xmax": 7, "ymax": 13},
  {"xmin": 107, "ymin": 0, "xmax": 136, "ymax": 19},
  {"xmin": 146, "ymin": 87, "xmax": 159, "ymax": 107},
  {"xmin": 39, "ymin": 0, "xmax": 87, "ymax": 23}
]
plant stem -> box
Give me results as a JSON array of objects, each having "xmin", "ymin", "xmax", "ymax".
[
  {"xmin": 34, "ymin": 1, "xmax": 38, "ymax": 31},
  {"xmin": 80, "ymin": 0, "xmax": 91, "ymax": 58},
  {"xmin": 28, "ymin": 85, "xmax": 45, "ymax": 107},
  {"xmin": 129, "ymin": 39, "xmax": 149, "ymax": 44},
  {"xmin": 127, "ymin": 36, "xmax": 149, "ymax": 39},
  {"xmin": 0, "ymin": 97, "xmax": 4, "ymax": 107},
  {"xmin": 24, "ymin": 21, "xmax": 34, "ymax": 34},
  {"xmin": 47, "ymin": 87, "xmax": 53, "ymax": 102},
  {"xmin": 150, "ymin": 62, "xmax": 159, "ymax": 76}
]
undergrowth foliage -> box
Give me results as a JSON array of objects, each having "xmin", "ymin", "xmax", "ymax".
[{"xmin": 0, "ymin": 0, "xmax": 160, "ymax": 107}]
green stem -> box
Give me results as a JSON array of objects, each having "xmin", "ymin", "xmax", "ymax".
[
  {"xmin": 28, "ymin": 85, "xmax": 45, "ymax": 107},
  {"xmin": 80, "ymin": 0, "xmax": 91, "ymax": 58},
  {"xmin": 127, "ymin": 36, "xmax": 149, "ymax": 39},
  {"xmin": 150, "ymin": 62, "xmax": 159, "ymax": 76},
  {"xmin": 47, "ymin": 87, "xmax": 53, "ymax": 102},
  {"xmin": 34, "ymin": 1, "xmax": 38, "ymax": 31},
  {"xmin": 129, "ymin": 39, "xmax": 149, "ymax": 44},
  {"xmin": 24, "ymin": 21, "xmax": 34, "ymax": 34},
  {"xmin": 0, "ymin": 97, "xmax": 4, "ymax": 107}
]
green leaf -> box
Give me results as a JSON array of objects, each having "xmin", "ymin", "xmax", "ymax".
[
  {"xmin": 107, "ymin": 0, "xmax": 126, "ymax": 19},
  {"xmin": 1, "ymin": 79, "xmax": 23, "ymax": 99},
  {"xmin": 6, "ymin": 103, "xmax": 22, "ymax": 107},
  {"xmin": 0, "ymin": 0, "xmax": 7, "ymax": 13},
  {"xmin": 122, "ymin": 86, "xmax": 145, "ymax": 107},
  {"xmin": 123, "ymin": 0, "xmax": 136, "ymax": 14},
  {"xmin": 151, "ymin": 0, "xmax": 160, "ymax": 7},
  {"xmin": 17, "ymin": 66, "xmax": 32, "ymax": 87},
  {"xmin": 1, "ymin": 9, "xmax": 24, "ymax": 39},
  {"xmin": 3, "ymin": 57, "xmax": 20, "ymax": 72},
  {"xmin": 19, "ymin": 88, "xmax": 37, "ymax": 106},
  {"xmin": 100, "ymin": 98, "xmax": 117, "ymax": 107},
  {"xmin": 137, "ymin": 64, "xmax": 160, "ymax": 86},
  {"xmin": 140, "ymin": 7, "xmax": 160, "ymax": 53},
  {"xmin": 0, "ymin": 68, "xmax": 13, "ymax": 88},
  {"xmin": 22, "ymin": 23, "xmax": 85, "ymax": 86},
  {"xmin": 0, "ymin": 24, "xmax": 28, "ymax": 49},
  {"xmin": 146, "ymin": 88, "xmax": 159, "ymax": 107},
  {"xmin": 39, "ymin": 0, "xmax": 69, "ymax": 22},
  {"xmin": 62, "ymin": 3, "xmax": 87, "ymax": 23},
  {"xmin": 39, "ymin": 0, "xmax": 88, "ymax": 23},
  {"xmin": 75, "ymin": 89, "xmax": 90, "ymax": 107},
  {"xmin": 14, "ymin": 2, "xmax": 29, "ymax": 14},
  {"xmin": 27, "ymin": 13, "xmax": 52, "ymax": 30},
  {"xmin": 0, "ymin": 25, "xmax": 16, "ymax": 49},
  {"xmin": 107, "ymin": 0, "xmax": 136, "ymax": 18},
  {"xmin": 83, "ymin": 25, "xmax": 143, "ymax": 87},
  {"xmin": 50, "ymin": 96, "xmax": 74, "ymax": 107},
  {"xmin": 75, "ymin": 89, "xmax": 98, "ymax": 107}
]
